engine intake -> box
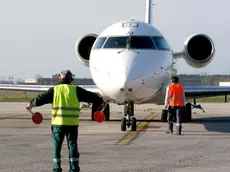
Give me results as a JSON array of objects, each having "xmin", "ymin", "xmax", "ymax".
[
  {"xmin": 183, "ymin": 33, "xmax": 215, "ymax": 68},
  {"xmin": 75, "ymin": 34, "xmax": 98, "ymax": 67}
]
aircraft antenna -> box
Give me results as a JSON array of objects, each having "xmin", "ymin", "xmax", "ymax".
[{"xmin": 145, "ymin": 0, "xmax": 156, "ymax": 24}]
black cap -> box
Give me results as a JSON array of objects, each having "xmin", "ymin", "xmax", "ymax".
[
  {"xmin": 171, "ymin": 76, "xmax": 179, "ymax": 83},
  {"xmin": 60, "ymin": 70, "xmax": 74, "ymax": 81}
]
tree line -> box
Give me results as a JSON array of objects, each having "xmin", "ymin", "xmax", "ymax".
[{"xmin": 178, "ymin": 74, "xmax": 230, "ymax": 86}]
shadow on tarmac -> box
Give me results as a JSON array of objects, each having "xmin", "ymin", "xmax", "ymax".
[
  {"xmin": 3, "ymin": 115, "xmax": 230, "ymax": 134},
  {"xmin": 190, "ymin": 116, "xmax": 230, "ymax": 134}
]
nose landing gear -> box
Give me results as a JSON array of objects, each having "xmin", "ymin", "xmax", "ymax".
[{"xmin": 121, "ymin": 101, "xmax": 136, "ymax": 131}]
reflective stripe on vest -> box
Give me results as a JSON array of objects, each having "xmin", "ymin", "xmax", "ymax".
[
  {"xmin": 52, "ymin": 84, "xmax": 80, "ymax": 126},
  {"xmin": 168, "ymin": 83, "xmax": 184, "ymax": 107}
]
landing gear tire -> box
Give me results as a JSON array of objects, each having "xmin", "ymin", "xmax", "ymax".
[
  {"xmin": 121, "ymin": 117, "xmax": 126, "ymax": 131},
  {"xmin": 186, "ymin": 103, "xmax": 192, "ymax": 122},
  {"xmin": 121, "ymin": 101, "xmax": 136, "ymax": 131},
  {"xmin": 182, "ymin": 103, "xmax": 192, "ymax": 123},
  {"xmin": 161, "ymin": 109, "xmax": 168, "ymax": 122},
  {"xmin": 91, "ymin": 103, "xmax": 110, "ymax": 121},
  {"xmin": 131, "ymin": 117, "xmax": 137, "ymax": 131},
  {"xmin": 104, "ymin": 104, "xmax": 110, "ymax": 121}
]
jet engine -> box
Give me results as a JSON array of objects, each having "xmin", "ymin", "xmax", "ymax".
[
  {"xmin": 75, "ymin": 34, "xmax": 98, "ymax": 67},
  {"xmin": 174, "ymin": 33, "xmax": 215, "ymax": 68}
]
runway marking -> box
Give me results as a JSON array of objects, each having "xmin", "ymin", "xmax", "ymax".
[
  {"xmin": 0, "ymin": 114, "xmax": 28, "ymax": 120},
  {"xmin": 115, "ymin": 113, "xmax": 158, "ymax": 145}
]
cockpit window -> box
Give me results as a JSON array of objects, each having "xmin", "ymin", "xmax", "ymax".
[
  {"xmin": 152, "ymin": 37, "xmax": 170, "ymax": 50},
  {"xmin": 93, "ymin": 37, "xmax": 107, "ymax": 49},
  {"xmin": 130, "ymin": 36, "xmax": 155, "ymax": 49},
  {"xmin": 103, "ymin": 37, "xmax": 128, "ymax": 48},
  {"xmin": 100, "ymin": 36, "xmax": 170, "ymax": 50}
]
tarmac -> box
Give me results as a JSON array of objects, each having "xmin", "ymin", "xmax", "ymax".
[{"xmin": 0, "ymin": 102, "xmax": 230, "ymax": 172}]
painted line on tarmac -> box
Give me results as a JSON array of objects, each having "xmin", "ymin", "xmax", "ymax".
[
  {"xmin": 115, "ymin": 113, "xmax": 159, "ymax": 145},
  {"xmin": 0, "ymin": 114, "xmax": 28, "ymax": 120}
]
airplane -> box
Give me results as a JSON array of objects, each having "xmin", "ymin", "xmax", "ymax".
[{"xmin": 1, "ymin": 0, "xmax": 230, "ymax": 132}]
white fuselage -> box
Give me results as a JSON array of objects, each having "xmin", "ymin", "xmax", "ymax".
[{"xmin": 89, "ymin": 20, "xmax": 174, "ymax": 104}]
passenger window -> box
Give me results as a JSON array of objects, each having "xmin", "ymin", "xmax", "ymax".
[
  {"xmin": 130, "ymin": 36, "xmax": 155, "ymax": 49},
  {"xmin": 93, "ymin": 37, "xmax": 107, "ymax": 49},
  {"xmin": 103, "ymin": 37, "xmax": 128, "ymax": 48},
  {"xmin": 152, "ymin": 37, "xmax": 170, "ymax": 50}
]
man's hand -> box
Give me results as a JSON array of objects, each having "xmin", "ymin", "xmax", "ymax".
[
  {"xmin": 101, "ymin": 101, "xmax": 105, "ymax": 107},
  {"xmin": 98, "ymin": 97, "xmax": 105, "ymax": 106},
  {"xmin": 26, "ymin": 104, "xmax": 32, "ymax": 111}
]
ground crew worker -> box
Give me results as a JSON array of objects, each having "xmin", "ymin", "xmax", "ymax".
[
  {"xmin": 164, "ymin": 76, "xmax": 185, "ymax": 135},
  {"xmin": 26, "ymin": 70, "xmax": 104, "ymax": 172}
]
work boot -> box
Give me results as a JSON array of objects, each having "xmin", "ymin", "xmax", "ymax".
[
  {"xmin": 176, "ymin": 126, "xmax": 182, "ymax": 135},
  {"xmin": 165, "ymin": 130, "xmax": 173, "ymax": 134},
  {"xmin": 166, "ymin": 124, "xmax": 173, "ymax": 133}
]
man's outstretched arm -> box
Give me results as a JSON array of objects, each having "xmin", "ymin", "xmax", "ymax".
[
  {"xmin": 76, "ymin": 86, "xmax": 104, "ymax": 105},
  {"xmin": 30, "ymin": 87, "xmax": 54, "ymax": 107}
]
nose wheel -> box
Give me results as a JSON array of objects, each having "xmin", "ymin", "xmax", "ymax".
[{"xmin": 121, "ymin": 101, "xmax": 136, "ymax": 131}]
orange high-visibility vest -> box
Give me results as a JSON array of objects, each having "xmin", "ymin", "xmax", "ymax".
[{"xmin": 168, "ymin": 83, "xmax": 184, "ymax": 107}]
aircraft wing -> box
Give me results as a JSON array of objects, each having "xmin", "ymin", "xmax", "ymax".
[
  {"xmin": 0, "ymin": 84, "xmax": 53, "ymax": 92},
  {"xmin": 0, "ymin": 84, "xmax": 108, "ymax": 98},
  {"xmin": 184, "ymin": 86, "xmax": 230, "ymax": 98}
]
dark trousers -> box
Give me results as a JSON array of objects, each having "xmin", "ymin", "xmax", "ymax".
[
  {"xmin": 51, "ymin": 125, "xmax": 80, "ymax": 172},
  {"xmin": 167, "ymin": 106, "xmax": 183, "ymax": 133}
]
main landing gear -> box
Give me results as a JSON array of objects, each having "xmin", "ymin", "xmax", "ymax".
[{"xmin": 121, "ymin": 101, "xmax": 136, "ymax": 131}]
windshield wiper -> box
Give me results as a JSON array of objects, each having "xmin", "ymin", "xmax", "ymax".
[{"xmin": 117, "ymin": 36, "xmax": 139, "ymax": 54}]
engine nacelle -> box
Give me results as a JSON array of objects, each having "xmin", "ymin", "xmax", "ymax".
[
  {"xmin": 173, "ymin": 33, "xmax": 215, "ymax": 68},
  {"xmin": 75, "ymin": 34, "xmax": 98, "ymax": 67},
  {"xmin": 183, "ymin": 33, "xmax": 215, "ymax": 68}
]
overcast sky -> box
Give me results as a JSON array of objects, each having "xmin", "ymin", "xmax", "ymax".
[{"xmin": 0, "ymin": 0, "xmax": 229, "ymax": 79}]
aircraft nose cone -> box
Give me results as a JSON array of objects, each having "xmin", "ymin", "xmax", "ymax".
[
  {"xmin": 114, "ymin": 70, "xmax": 143, "ymax": 101},
  {"xmin": 119, "ymin": 78, "xmax": 137, "ymax": 93},
  {"xmin": 119, "ymin": 84, "xmax": 134, "ymax": 93}
]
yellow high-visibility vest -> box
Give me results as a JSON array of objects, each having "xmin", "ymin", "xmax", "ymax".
[{"xmin": 51, "ymin": 84, "xmax": 80, "ymax": 126}]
